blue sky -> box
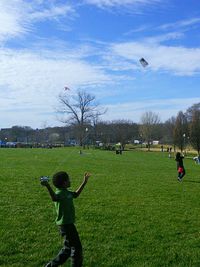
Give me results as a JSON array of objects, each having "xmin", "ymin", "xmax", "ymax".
[{"xmin": 0, "ymin": 0, "xmax": 200, "ymax": 128}]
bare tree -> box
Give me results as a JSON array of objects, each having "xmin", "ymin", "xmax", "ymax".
[
  {"xmin": 185, "ymin": 102, "xmax": 200, "ymax": 122},
  {"xmin": 140, "ymin": 111, "xmax": 161, "ymax": 151},
  {"xmin": 111, "ymin": 120, "xmax": 138, "ymax": 150},
  {"xmin": 173, "ymin": 111, "xmax": 188, "ymax": 152},
  {"xmin": 190, "ymin": 110, "xmax": 200, "ymax": 154},
  {"xmin": 57, "ymin": 90, "xmax": 106, "ymax": 146},
  {"xmin": 163, "ymin": 116, "xmax": 176, "ymax": 145}
]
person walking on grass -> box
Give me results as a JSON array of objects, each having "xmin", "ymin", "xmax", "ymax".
[
  {"xmin": 175, "ymin": 152, "xmax": 186, "ymax": 182},
  {"xmin": 41, "ymin": 171, "xmax": 91, "ymax": 267}
]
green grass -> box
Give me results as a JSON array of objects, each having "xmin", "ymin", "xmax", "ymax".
[{"xmin": 1, "ymin": 148, "xmax": 200, "ymax": 267}]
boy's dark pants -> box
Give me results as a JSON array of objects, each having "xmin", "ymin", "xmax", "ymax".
[{"xmin": 48, "ymin": 224, "xmax": 83, "ymax": 267}]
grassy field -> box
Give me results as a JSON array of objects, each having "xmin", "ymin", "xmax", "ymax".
[{"xmin": 0, "ymin": 147, "xmax": 200, "ymax": 267}]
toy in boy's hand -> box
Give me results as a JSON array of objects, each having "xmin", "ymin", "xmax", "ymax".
[{"xmin": 40, "ymin": 176, "xmax": 50, "ymax": 183}]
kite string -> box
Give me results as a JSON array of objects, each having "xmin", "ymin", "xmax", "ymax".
[{"xmin": 49, "ymin": 128, "xmax": 91, "ymax": 178}]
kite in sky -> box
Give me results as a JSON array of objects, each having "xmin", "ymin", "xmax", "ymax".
[{"xmin": 139, "ymin": 58, "xmax": 148, "ymax": 67}]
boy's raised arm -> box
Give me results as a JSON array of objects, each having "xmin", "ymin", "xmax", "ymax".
[
  {"xmin": 74, "ymin": 172, "xmax": 91, "ymax": 198},
  {"xmin": 41, "ymin": 181, "xmax": 58, "ymax": 201}
]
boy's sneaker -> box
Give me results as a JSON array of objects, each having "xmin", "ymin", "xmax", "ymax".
[{"xmin": 178, "ymin": 177, "xmax": 182, "ymax": 182}]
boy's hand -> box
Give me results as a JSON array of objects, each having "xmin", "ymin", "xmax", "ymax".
[
  {"xmin": 75, "ymin": 172, "xmax": 91, "ymax": 197},
  {"xmin": 84, "ymin": 172, "xmax": 91, "ymax": 183},
  {"xmin": 40, "ymin": 180, "xmax": 49, "ymax": 187}
]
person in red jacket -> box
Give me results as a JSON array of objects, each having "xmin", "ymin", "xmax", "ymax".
[{"xmin": 175, "ymin": 152, "xmax": 185, "ymax": 182}]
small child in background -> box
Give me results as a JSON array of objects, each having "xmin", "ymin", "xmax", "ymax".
[
  {"xmin": 41, "ymin": 171, "xmax": 91, "ymax": 267},
  {"xmin": 168, "ymin": 147, "xmax": 172, "ymax": 158},
  {"xmin": 175, "ymin": 152, "xmax": 186, "ymax": 182},
  {"xmin": 193, "ymin": 155, "xmax": 200, "ymax": 164}
]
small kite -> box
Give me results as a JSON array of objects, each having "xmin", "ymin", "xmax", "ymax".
[
  {"xmin": 139, "ymin": 58, "xmax": 148, "ymax": 67},
  {"xmin": 64, "ymin": 86, "xmax": 70, "ymax": 91}
]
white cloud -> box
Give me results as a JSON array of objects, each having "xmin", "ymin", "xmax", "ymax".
[
  {"xmin": 124, "ymin": 25, "xmax": 151, "ymax": 35},
  {"xmin": 84, "ymin": 0, "xmax": 160, "ymax": 8},
  {"xmin": 0, "ymin": 0, "xmax": 31, "ymax": 41},
  {"xmin": 0, "ymin": 0, "xmax": 75, "ymax": 42},
  {"xmin": 102, "ymin": 97, "xmax": 200, "ymax": 123},
  {"xmin": 0, "ymin": 49, "xmax": 113, "ymax": 95},
  {"xmin": 83, "ymin": 0, "xmax": 161, "ymax": 13},
  {"xmin": 0, "ymin": 47, "xmax": 115, "ymax": 128},
  {"xmin": 144, "ymin": 32, "xmax": 184, "ymax": 44},
  {"xmin": 159, "ymin": 17, "xmax": 200, "ymax": 31},
  {"xmin": 110, "ymin": 40, "xmax": 200, "ymax": 75},
  {"xmin": 29, "ymin": 4, "xmax": 75, "ymax": 21}
]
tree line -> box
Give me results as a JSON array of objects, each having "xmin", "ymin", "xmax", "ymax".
[{"xmin": 0, "ymin": 90, "xmax": 199, "ymax": 154}]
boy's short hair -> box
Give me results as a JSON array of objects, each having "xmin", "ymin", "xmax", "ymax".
[
  {"xmin": 53, "ymin": 171, "xmax": 69, "ymax": 188},
  {"xmin": 176, "ymin": 152, "xmax": 181, "ymax": 160}
]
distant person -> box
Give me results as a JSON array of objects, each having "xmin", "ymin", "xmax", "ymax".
[
  {"xmin": 41, "ymin": 171, "xmax": 91, "ymax": 267},
  {"xmin": 168, "ymin": 147, "xmax": 172, "ymax": 158},
  {"xmin": 175, "ymin": 152, "xmax": 186, "ymax": 182},
  {"xmin": 115, "ymin": 142, "xmax": 122, "ymax": 155},
  {"xmin": 193, "ymin": 155, "xmax": 200, "ymax": 164}
]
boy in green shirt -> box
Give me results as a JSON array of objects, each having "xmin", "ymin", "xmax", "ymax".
[{"xmin": 41, "ymin": 171, "xmax": 90, "ymax": 267}]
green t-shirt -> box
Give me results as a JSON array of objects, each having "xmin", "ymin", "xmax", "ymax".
[{"xmin": 54, "ymin": 188, "xmax": 76, "ymax": 225}]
